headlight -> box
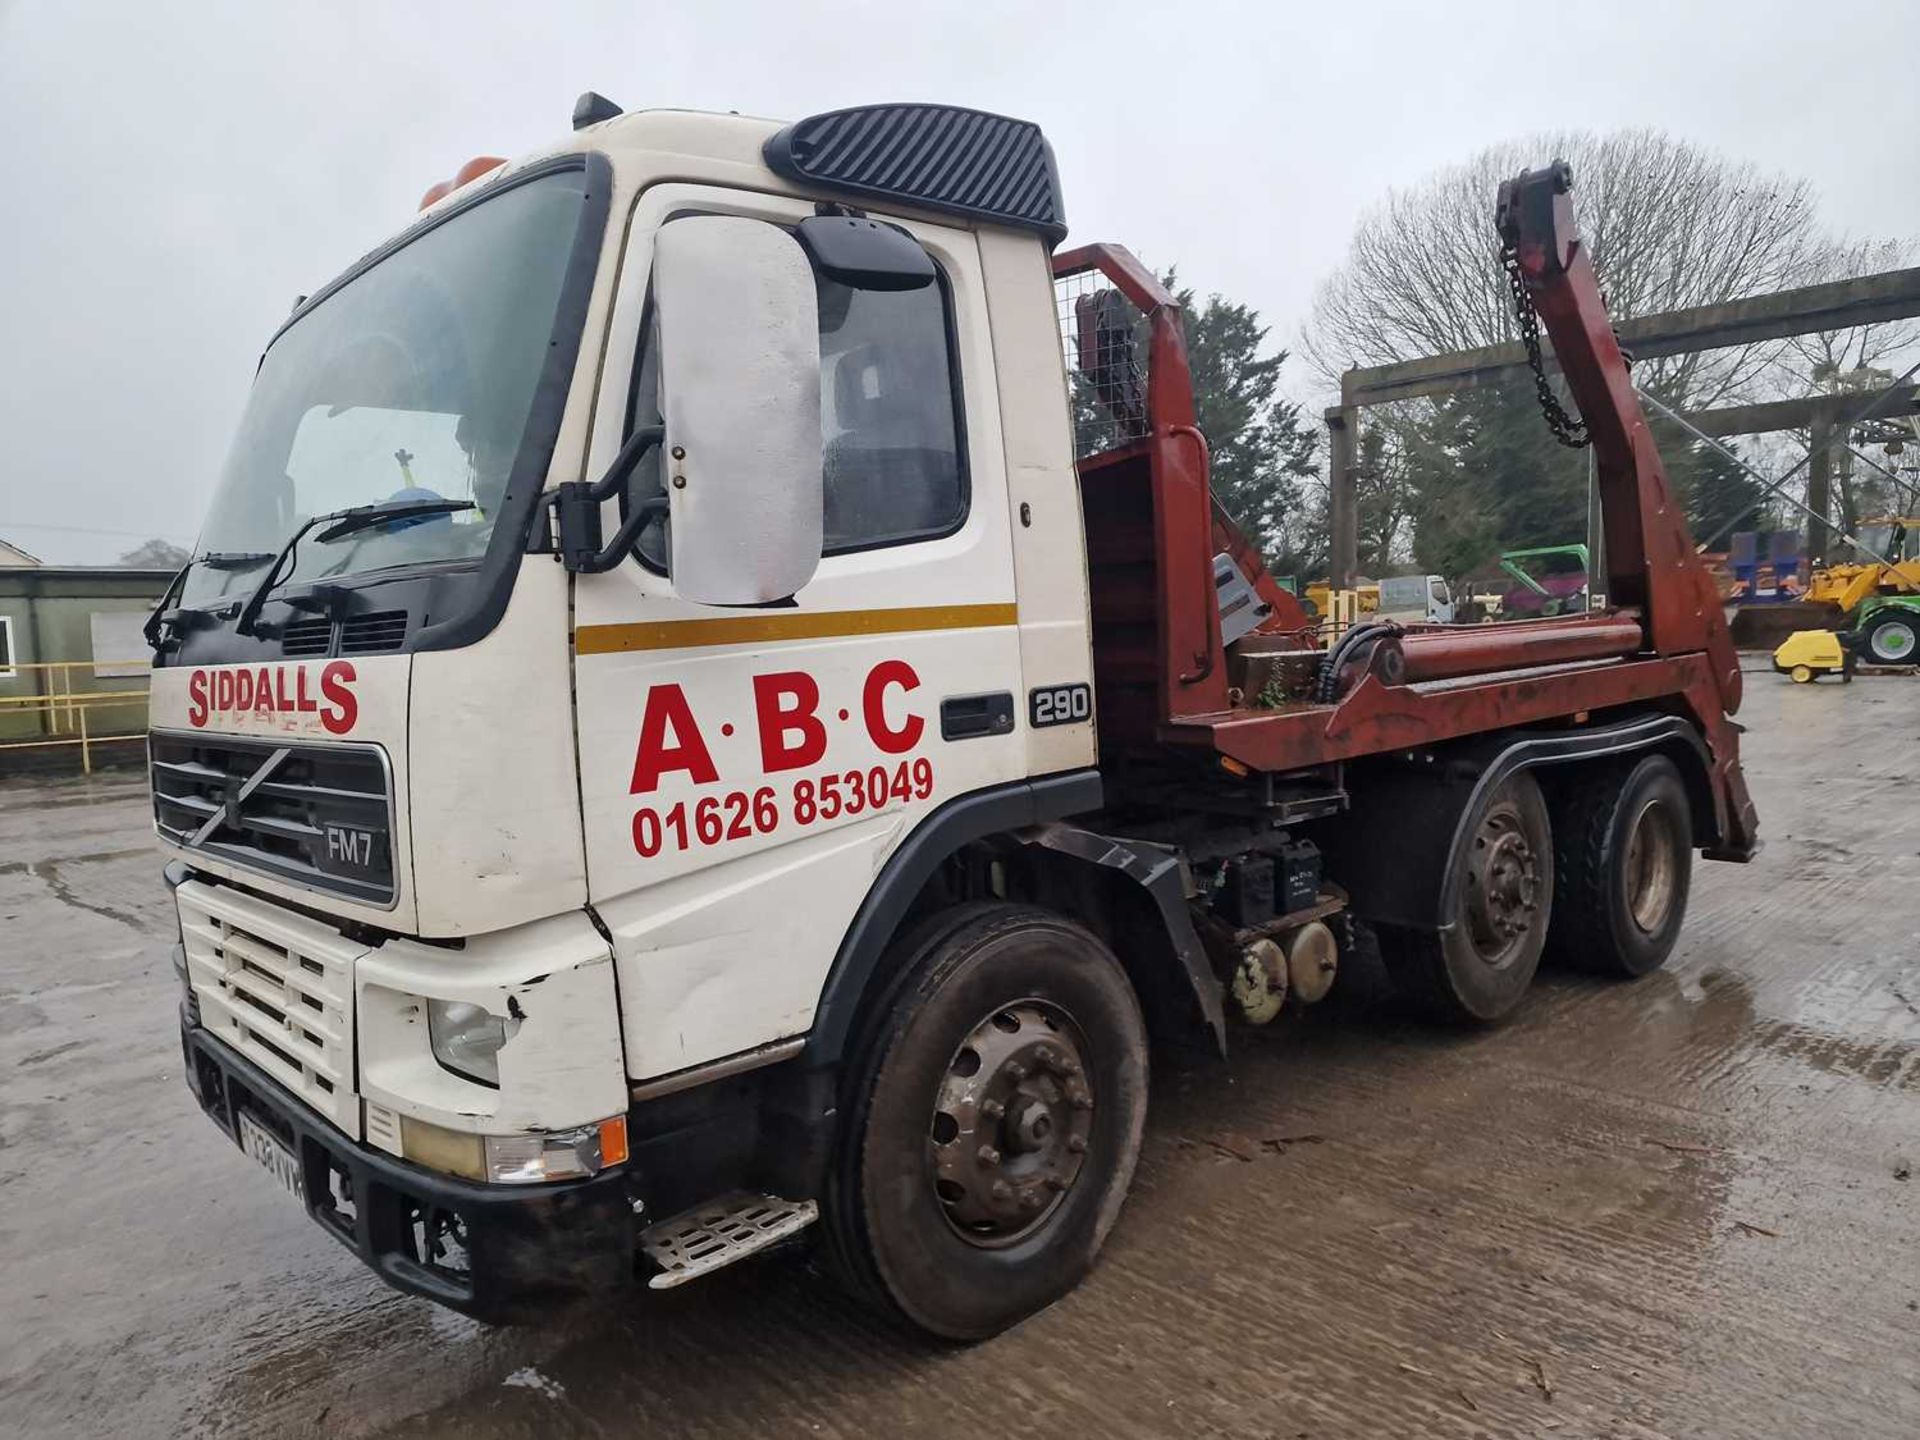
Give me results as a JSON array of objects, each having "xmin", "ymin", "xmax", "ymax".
[
  {"xmin": 427, "ymin": 999, "xmax": 517, "ymax": 1087},
  {"xmin": 484, "ymin": 1119, "xmax": 629, "ymax": 1183},
  {"xmin": 399, "ymin": 1114, "xmax": 630, "ymax": 1184}
]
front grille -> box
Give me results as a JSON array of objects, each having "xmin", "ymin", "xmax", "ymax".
[
  {"xmin": 179, "ymin": 879, "xmax": 362, "ymax": 1136},
  {"xmin": 342, "ymin": 610, "xmax": 409, "ymax": 654},
  {"xmin": 151, "ymin": 732, "xmax": 395, "ymax": 906}
]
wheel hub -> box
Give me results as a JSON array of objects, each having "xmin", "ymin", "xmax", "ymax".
[
  {"xmin": 1464, "ymin": 807, "xmax": 1541, "ymax": 963},
  {"xmin": 1624, "ymin": 797, "xmax": 1679, "ymax": 933},
  {"xmin": 928, "ymin": 1002, "xmax": 1093, "ymax": 1246},
  {"xmin": 1875, "ymin": 619, "xmax": 1916, "ymax": 661}
]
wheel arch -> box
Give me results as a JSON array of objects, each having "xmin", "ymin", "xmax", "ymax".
[
  {"xmin": 805, "ymin": 771, "xmax": 1103, "ymax": 1068},
  {"xmin": 1011, "ymin": 824, "xmax": 1227, "ymax": 1057},
  {"xmin": 802, "ymin": 772, "xmax": 1227, "ymax": 1070},
  {"xmin": 1320, "ymin": 713, "xmax": 1719, "ymax": 933}
]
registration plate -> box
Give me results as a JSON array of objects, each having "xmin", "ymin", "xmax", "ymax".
[{"xmin": 239, "ymin": 1112, "xmax": 305, "ymax": 1203}]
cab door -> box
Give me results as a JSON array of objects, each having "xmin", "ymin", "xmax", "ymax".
[{"xmin": 571, "ymin": 183, "xmax": 1024, "ymax": 1082}]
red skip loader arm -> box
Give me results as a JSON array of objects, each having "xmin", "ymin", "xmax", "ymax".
[
  {"xmin": 1052, "ymin": 244, "xmax": 1316, "ymax": 724},
  {"xmin": 1054, "ymin": 171, "xmax": 1757, "ymax": 859},
  {"xmin": 1052, "ymin": 243, "xmax": 1233, "ymax": 722},
  {"xmin": 1495, "ymin": 162, "xmax": 1745, "ymax": 713}
]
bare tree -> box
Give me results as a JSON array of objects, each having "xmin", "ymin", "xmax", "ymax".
[
  {"xmin": 1782, "ymin": 237, "xmax": 1918, "ymax": 387},
  {"xmin": 1303, "ymin": 129, "xmax": 1920, "ymax": 570},
  {"xmin": 1304, "ymin": 129, "xmax": 1830, "ymax": 409},
  {"xmin": 118, "ymin": 538, "xmax": 191, "ymax": 568}
]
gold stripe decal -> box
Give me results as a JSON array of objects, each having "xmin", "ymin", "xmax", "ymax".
[{"xmin": 575, "ymin": 602, "xmax": 1019, "ymax": 655}]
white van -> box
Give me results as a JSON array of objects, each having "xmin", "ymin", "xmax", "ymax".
[{"xmin": 1376, "ymin": 573, "xmax": 1454, "ymax": 623}]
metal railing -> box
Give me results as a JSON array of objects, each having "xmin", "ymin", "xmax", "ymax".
[{"xmin": 0, "ymin": 659, "xmax": 151, "ymax": 773}]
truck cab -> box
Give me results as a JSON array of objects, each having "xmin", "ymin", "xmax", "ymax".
[
  {"xmin": 152, "ymin": 102, "xmax": 1754, "ymax": 1337},
  {"xmin": 1374, "ymin": 573, "xmax": 1453, "ymax": 624},
  {"xmin": 155, "ymin": 102, "xmax": 1114, "ymax": 1325}
]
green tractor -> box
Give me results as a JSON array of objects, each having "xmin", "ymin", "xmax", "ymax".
[{"xmin": 1850, "ymin": 594, "xmax": 1920, "ymax": 666}]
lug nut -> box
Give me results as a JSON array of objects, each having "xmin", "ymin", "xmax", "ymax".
[
  {"xmin": 981, "ymin": 1098, "xmax": 1005, "ymax": 1119},
  {"xmin": 1067, "ymin": 1135, "xmax": 1087, "ymax": 1154},
  {"xmin": 1006, "ymin": 1062, "xmax": 1027, "ymax": 1081},
  {"xmin": 977, "ymin": 1144, "xmax": 1001, "ymax": 1167},
  {"xmin": 990, "ymin": 1179, "xmax": 1012, "ymax": 1202}
]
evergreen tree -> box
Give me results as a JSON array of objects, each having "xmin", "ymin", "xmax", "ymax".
[
  {"xmin": 1064, "ymin": 272, "xmax": 1321, "ymax": 577},
  {"xmin": 1170, "ymin": 277, "xmax": 1320, "ymax": 575}
]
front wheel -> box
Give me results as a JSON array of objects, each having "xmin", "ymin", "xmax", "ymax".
[
  {"xmin": 826, "ymin": 904, "xmax": 1149, "ymax": 1340},
  {"xmin": 1378, "ymin": 771, "xmax": 1554, "ymax": 1023},
  {"xmin": 1547, "ymin": 754, "xmax": 1693, "ymax": 977},
  {"xmin": 1862, "ymin": 610, "xmax": 1920, "ymax": 666}
]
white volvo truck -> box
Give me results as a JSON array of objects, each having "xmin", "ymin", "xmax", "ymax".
[{"xmin": 151, "ymin": 98, "xmax": 1756, "ymax": 1337}]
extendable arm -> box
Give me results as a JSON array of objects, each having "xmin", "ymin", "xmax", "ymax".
[{"xmin": 1495, "ymin": 164, "xmax": 1743, "ymax": 715}]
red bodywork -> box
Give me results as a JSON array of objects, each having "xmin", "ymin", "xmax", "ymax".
[{"xmin": 1055, "ymin": 166, "xmax": 1758, "ymax": 860}]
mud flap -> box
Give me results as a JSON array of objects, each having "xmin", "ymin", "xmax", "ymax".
[{"xmin": 1020, "ymin": 823, "xmax": 1227, "ymax": 1055}]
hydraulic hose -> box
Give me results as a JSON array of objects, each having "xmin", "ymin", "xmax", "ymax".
[{"xmin": 1315, "ymin": 621, "xmax": 1401, "ymax": 705}]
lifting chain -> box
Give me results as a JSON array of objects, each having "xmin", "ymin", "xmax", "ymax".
[{"xmin": 1501, "ymin": 242, "xmax": 1590, "ymax": 450}]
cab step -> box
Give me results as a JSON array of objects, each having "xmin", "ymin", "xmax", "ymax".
[{"xmin": 639, "ymin": 1192, "xmax": 819, "ymax": 1290}]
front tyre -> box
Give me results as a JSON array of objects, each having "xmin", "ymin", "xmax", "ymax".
[
  {"xmin": 1547, "ymin": 754, "xmax": 1693, "ymax": 977},
  {"xmin": 1862, "ymin": 610, "xmax": 1920, "ymax": 666},
  {"xmin": 827, "ymin": 904, "xmax": 1149, "ymax": 1340}
]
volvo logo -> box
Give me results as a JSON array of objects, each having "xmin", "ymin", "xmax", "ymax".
[{"xmin": 187, "ymin": 746, "xmax": 292, "ymax": 848}]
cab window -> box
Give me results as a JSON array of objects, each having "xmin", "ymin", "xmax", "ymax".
[{"xmin": 630, "ymin": 228, "xmax": 967, "ymax": 570}]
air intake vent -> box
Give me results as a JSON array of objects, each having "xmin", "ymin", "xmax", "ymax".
[
  {"xmin": 764, "ymin": 105, "xmax": 1067, "ymax": 241},
  {"xmin": 280, "ymin": 616, "xmax": 333, "ymax": 658},
  {"xmin": 341, "ymin": 611, "xmax": 409, "ymax": 654}
]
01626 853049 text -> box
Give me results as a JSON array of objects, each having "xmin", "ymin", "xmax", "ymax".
[{"xmin": 623, "ymin": 657, "xmax": 934, "ymax": 857}]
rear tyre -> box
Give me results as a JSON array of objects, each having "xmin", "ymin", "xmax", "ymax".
[
  {"xmin": 1862, "ymin": 610, "xmax": 1920, "ymax": 666},
  {"xmin": 1378, "ymin": 771, "xmax": 1553, "ymax": 1023},
  {"xmin": 1790, "ymin": 664, "xmax": 1815, "ymax": 684},
  {"xmin": 825, "ymin": 903, "xmax": 1149, "ymax": 1340},
  {"xmin": 1547, "ymin": 754, "xmax": 1693, "ymax": 977}
]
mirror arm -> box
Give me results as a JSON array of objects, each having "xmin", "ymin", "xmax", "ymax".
[
  {"xmin": 535, "ymin": 426, "xmax": 666, "ymax": 572},
  {"xmin": 575, "ymin": 496, "xmax": 668, "ymax": 574}
]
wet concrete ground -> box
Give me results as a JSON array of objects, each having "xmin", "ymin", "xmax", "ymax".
[{"xmin": 1, "ymin": 666, "xmax": 1915, "ymax": 1439}]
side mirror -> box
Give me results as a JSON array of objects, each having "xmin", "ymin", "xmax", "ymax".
[
  {"xmin": 796, "ymin": 214, "xmax": 934, "ymax": 291},
  {"xmin": 655, "ymin": 216, "xmax": 824, "ymax": 605}
]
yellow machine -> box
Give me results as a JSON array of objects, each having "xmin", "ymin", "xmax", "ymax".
[
  {"xmin": 1304, "ymin": 580, "xmax": 1378, "ymax": 617},
  {"xmin": 1776, "ymin": 517, "xmax": 1920, "ymax": 674},
  {"xmin": 1772, "ymin": 628, "xmax": 1850, "ymax": 683},
  {"xmin": 1801, "ymin": 516, "xmax": 1920, "ymax": 612}
]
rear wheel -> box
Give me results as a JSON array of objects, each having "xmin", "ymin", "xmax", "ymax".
[
  {"xmin": 1378, "ymin": 771, "xmax": 1554, "ymax": 1023},
  {"xmin": 1547, "ymin": 754, "xmax": 1693, "ymax": 977},
  {"xmin": 825, "ymin": 904, "xmax": 1149, "ymax": 1340},
  {"xmin": 1862, "ymin": 610, "xmax": 1920, "ymax": 665},
  {"xmin": 1790, "ymin": 664, "xmax": 1815, "ymax": 684}
]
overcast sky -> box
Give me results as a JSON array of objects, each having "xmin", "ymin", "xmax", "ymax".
[{"xmin": 3, "ymin": 0, "xmax": 1916, "ymax": 563}]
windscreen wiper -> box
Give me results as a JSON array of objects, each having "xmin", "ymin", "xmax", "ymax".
[
  {"xmin": 235, "ymin": 497, "xmax": 475, "ymax": 637},
  {"xmin": 200, "ymin": 550, "xmax": 276, "ymax": 570}
]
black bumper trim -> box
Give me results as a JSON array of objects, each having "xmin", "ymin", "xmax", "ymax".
[{"xmin": 182, "ymin": 1017, "xmax": 635, "ymax": 1323}]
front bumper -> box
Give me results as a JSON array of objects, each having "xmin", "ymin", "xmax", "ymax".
[{"xmin": 182, "ymin": 1015, "xmax": 636, "ymax": 1323}]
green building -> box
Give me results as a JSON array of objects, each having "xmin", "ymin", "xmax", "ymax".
[{"xmin": 0, "ymin": 561, "xmax": 174, "ymax": 763}]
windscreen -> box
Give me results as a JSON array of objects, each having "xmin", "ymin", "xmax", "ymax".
[{"xmin": 183, "ymin": 168, "xmax": 592, "ymax": 605}]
